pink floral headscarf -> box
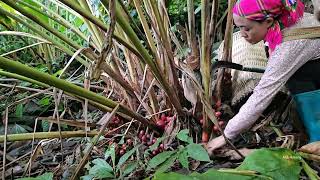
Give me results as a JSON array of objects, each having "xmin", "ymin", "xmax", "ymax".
[{"xmin": 233, "ymin": 0, "xmax": 304, "ymax": 53}]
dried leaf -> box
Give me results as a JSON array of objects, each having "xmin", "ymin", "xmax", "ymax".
[
  {"xmin": 96, "ymin": 113, "xmax": 111, "ymax": 126},
  {"xmin": 182, "ymin": 74, "xmax": 198, "ymax": 106}
]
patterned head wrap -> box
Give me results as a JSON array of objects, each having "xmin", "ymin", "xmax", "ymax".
[{"xmin": 233, "ymin": 0, "xmax": 304, "ymax": 53}]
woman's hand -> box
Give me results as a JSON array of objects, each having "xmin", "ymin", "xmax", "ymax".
[{"xmin": 206, "ymin": 135, "xmax": 227, "ymax": 156}]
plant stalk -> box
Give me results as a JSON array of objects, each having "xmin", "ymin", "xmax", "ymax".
[
  {"xmin": 112, "ymin": 0, "xmax": 184, "ymax": 115},
  {"xmin": 71, "ymin": 104, "xmax": 119, "ymax": 180},
  {"xmin": 0, "ymin": 131, "xmax": 99, "ymax": 143},
  {"xmin": 0, "ymin": 56, "xmax": 159, "ymax": 131}
]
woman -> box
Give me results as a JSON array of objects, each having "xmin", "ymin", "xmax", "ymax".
[{"xmin": 207, "ymin": 0, "xmax": 320, "ymax": 154}]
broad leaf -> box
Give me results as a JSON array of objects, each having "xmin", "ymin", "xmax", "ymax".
[
  {"xmin": 110, "ymin": 144, "xmax": 116, "ymax": 168},
  {"xmin": 176, "ymin": 129, "xmax": 193, "ymax": 143},
  {"xmin": 186, "ymin": 144, "xmax": 210, "ymax": 162},
  {"xmin": 80, "ymin": 175, "xmax": 94, "ymax": 180},
  {"xmin": 122, "ymin": 162, "xmax": 138, "ymax": 177},
  {"xmin": 147, "ymin": 151, "xmax": 176, "ymax": 170},
  {"xmin": 149, "ymin": 136, "xmax": 166, "ymax": 151},
  {"xmin": 41, "ymin": 120, "xmax": 50, "ymax": 132},
  {"xmin": 105, "ymin": 143, "xmax": 116, "ymax": 164},
  {"xmin": 38, "ymin": 96, "xmax": 51, "ymax": 106},
  {"xmin": 178, "ymin": 149, "xmax": 189, "ymax": 169},
  {"xmin": 117, "ymin": 145, "xmax": 141, "ymax": 169},
  {"xmin": 88, "ymin": 158, "xmax": 114, "ymax": 178},
  {"xmin": 92, "ymin": 158, "xmax": 113, "ymax": 172},
  {"xmin": 12, "ymin": 124, "xmax": 28, "ymax": 134},
  {"xmin": 17, "ymin": 172, "xmax": 53, "ymax": 180},
  {"xmin": 89, "ymin": 165, "xmax": 114, "ymax": 179},
  {"xmin": 155, "ymin": 153, "xmax": 178, "ymax": 174},
  {"xmin": 15, "ymin": 104, "xmax": 23, "ymax": 118},
  {"xmin": 153, "ymin": 169, "xmax": 255, "ymax": 180},
  {"xmin": 238, "ymin": 148, "xmax": 302, "ymax": 180}
]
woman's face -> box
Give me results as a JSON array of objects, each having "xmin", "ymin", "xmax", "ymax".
[{"xmin": 233, "ymin": 14, "xmax": 273, "ymax": 44}]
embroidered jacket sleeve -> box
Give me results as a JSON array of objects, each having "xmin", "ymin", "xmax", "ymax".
[{"xmin": 224, "ymin": 38, "xmax": 320, "ymax": 139}]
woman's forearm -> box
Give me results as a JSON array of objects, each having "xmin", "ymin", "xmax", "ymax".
[{"xmin": 223, "ymin": 39, "xmax": 317, "ymax": 139}]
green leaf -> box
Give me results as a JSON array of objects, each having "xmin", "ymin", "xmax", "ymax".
[
  {"xmin": 117, "ymin": 145, "xmax": 141, "ymax": 169},
  {"xmin": 12, "ymin": 124, "xmax": 28, "ymax": 134},
  {"xmin": 0, "ymin": 2, "xmax": 17, "ymax": 29},
  {"xmin": 20, "ymin": 0, "xmax": 49, "ymax": 24},
  {"xmin": 110, "ymin": 144, "xmax": 116, "ymax": 168},
  {"xmin": 80, "ymin": 175, "xmax": 94, "ymax": 180},
  {"xmin": 15, "ymin": 104, "xmax": 23, "ymax": 118},
  {"xmin": 41, "ymin": 120, "xmax": 50, "ymax": 132},
  {"xmin": 16, "ymin": 172, "xmax": 53, "ymax": 180},
  {"xmin": 104, "ymin": 144, "xmax": 114, "ymax": 160},
  {"xmin": 89, "ymin": 158, "xmax": 114, "ymax": 178},
  {"xmin": 92, "ymin": 158, "xmax": 113, "ymax": 172},
  {"xmin": 89, "ymin": 165, "xmax": 114, "ymax": 179},
  {"xmin": 149, "ymin": 136, "xmax": 166, "ymax": 151},
  {"xmin": 153, "ymin": 172, "xmax": 194, "ymax": 180},
  {"xmin": 238, "ymin": 148, "xmax": 302, "ymax": 180},
  {"xmin": 178, "ymin": 149, "xmax": 189, "ymax": 169},
  {"xmin": 53, "ymin": 69, "xmax": 63, "ymax": 77},
  {"xmin": 155, "ymin": 154, "xmax": 178, "ymax": 174},
  {"xmin": 186, "ymin": 144, "xmax": 210, "ymax": 162},
  {"xmin": 153, "ymin": 169, "xmax": 256, "ymax": 180},
  {"xmin": 176, "ymin": 129, "xmax": 193, "ymax": 143},
  {"xmin": 122, "ymin": 162, "xmax": 138, "ymax": 177},
  {"xmin": 147, "ymin": 151, "xmax": 176, "ymax": 170},
  {"xmin": 38, "ymin": 96, "xmax": 52, "ymax": 107}
]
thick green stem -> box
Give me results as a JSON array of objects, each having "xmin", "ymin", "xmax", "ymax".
[
  {"xmin": 58, "ymin": 0, "xmax": 110, "ymax": 33},
  {"xmin": 112, "ymin": 0, "xmax": 183, "ymax": 115},
  {"xmin": 0, "ymin": 70, "xmax": 48, "ymax": 87},
  {"xmin": 0, "ymin": 8, "xmax": 140, "ymax": 101},
  {"xmin": 215, "ymin": 0, "xmax": 236, "ymax": 102},
  {"xmin": 0, "ymin": 69, "xmax": 133, "ymax": 121},
  {"xmin": 133, "ymin": 0, "xmax": 157, "ymax": 55},
  {"xmin": 0, "ymin": 131, "xmax": 98, "ymax": 142},
  {"xmin": 0, "ymin": 56, "xmax": 159, "ymax": 131},
  {"xmin": 301, "ymin": 158, "xmax": 320, "ymax": 180},
  {"xmin": 147, "ymin": 0, "xmax": 183, "ymax": 105},
  {"xmin": 187, "ymin": 0, "xmax": 200, "ymax": 67},
  {"xmin": 200, "ymin": 0, "xmax": 211, "ymax": 99},
  {"xmin": 218, "ymin": 169, "xmax": 272, "ymax": 179},
  {"xmin": 200, "ymin": 0, "xmax": 213, "ymax": 141}
]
